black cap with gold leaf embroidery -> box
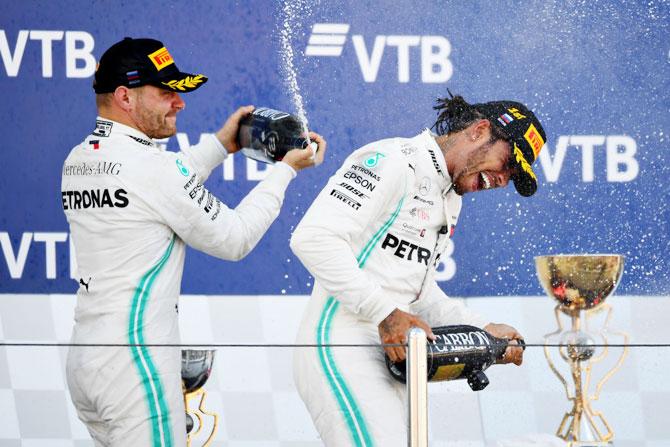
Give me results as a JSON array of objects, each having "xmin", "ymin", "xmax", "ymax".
[
  {"xmin": 93, "ymin": 37, "xmax": 207, "ymax": 94},
  {"xmin": 473, "ymin": 101, "xmax": 547, "ymax": 197}
]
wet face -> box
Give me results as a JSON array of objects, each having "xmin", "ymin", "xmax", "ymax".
[
  {"xmin": 129, "ymin": 86, "xmax": 185, "ymax": 139},
  {"xmin": 451, "ymin": 137, "xmax": 518, "ymax": 196}
]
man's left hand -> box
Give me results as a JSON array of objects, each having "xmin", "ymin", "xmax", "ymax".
[{"xmin": 484, "ymin": 323, "xmax": 525, "ymax": 366}]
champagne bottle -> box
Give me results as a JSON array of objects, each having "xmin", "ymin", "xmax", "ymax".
[
  {"xmin": 237, "ymin": 107, "xmax": 311, "ymax": 164},
  {"xmin": 385, "ymin": 324, "xmax": 524, "ymax": 391}
]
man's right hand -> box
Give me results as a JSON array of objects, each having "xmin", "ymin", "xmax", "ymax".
[
  {"xmin": 378, "ymin": 309, "xmax": 435, "ymax": 363},
  {"xmin": 282, "ymin": 131, "xmax": 327, "ymax": 171},
  {"xmin": 216, "ymin": 105, "xmax": 255, "ymax": 154}
]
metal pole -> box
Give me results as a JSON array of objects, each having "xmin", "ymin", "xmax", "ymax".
[{"xmin": 407, "ymin": 327, "xmax": 428, "ymax": 447}]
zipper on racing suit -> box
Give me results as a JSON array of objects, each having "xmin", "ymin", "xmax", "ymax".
[{"xmin": 412, "ymin": 184, "xmax": 455, "ymax": 303}]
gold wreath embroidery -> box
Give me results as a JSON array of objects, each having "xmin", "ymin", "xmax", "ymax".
[{"xmin": 162, "ymin": 74, "xmax": 204, "ymax": 91}]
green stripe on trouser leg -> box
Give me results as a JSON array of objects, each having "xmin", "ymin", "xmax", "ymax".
[
  {"xmin": 316, "ymin": 198, "xmax": 404, "ymax": 446},
  {"xmin": 129, "ymin": 235, "xmax": 175, "ymax": 447}
]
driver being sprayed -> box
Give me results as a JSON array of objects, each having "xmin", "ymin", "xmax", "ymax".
[{"xmin": 290, "ymin": 93, "xmax": 546, "ymax": 445}]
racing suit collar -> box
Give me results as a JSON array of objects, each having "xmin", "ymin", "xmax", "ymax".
[
  {"xmin": 94, "ymin": 116, "xmax": 158, "ymax": 148},
  {"xmin": 417, "ymin": 129, "xmax": 460, "ymax": 240},
  {"xmin": 418, "ymin": 128, "xmax": 453, "ymax": 192}
]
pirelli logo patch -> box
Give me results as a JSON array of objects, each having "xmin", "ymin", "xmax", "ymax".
[
  {"xmin": 524, "ymin": 124, "xmax": 545, "ymax": 158},
  {"xmin": 330, "ymin": 188, "xmax": 361, "ymax": 210},
  {"xmin": 148, "ymin": 47, "xmax": 174, "ymax": 71}
]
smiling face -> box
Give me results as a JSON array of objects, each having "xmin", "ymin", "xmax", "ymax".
[
  {"xmin": 442, "ymin": 119, "xmax": 519, "ymax": 196},
  {"xmin": 452, "ymin": 138, "xmax": 517, "ymax": 195},
  {"xmin": 128, "ymin": 85, "xmax": 185, "ymax": 139}
]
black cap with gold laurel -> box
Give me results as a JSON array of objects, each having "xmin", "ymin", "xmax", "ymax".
[{"xmin": 93, "ymin": 37, "xmax": 207, "ymax": 94}]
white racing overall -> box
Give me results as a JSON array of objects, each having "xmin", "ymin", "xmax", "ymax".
[
  {"xmin": 62, "ymin": 118, "xmax": 295, "ymax": 446},
  {"xmin": 291, "ymin": 130, "xmax": 488, "ymax": 446}
]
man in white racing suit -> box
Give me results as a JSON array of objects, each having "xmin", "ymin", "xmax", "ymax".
[
  {"xmin": 62, "ymin": 37, "xmax": 325, "ymax": 446},
  {"xmin": 291, "ymin": 94, "xmax": 546, "ymax": 445}
]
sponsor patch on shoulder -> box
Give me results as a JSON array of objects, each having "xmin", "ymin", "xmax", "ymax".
[
  {"xmin": 330, "ymin": 189, "xmax": 361, "ymax": 210},
  {"xmin": 363, "ymin": 152, "xmax": 385, "ymax": 168},
  {"xmin": 401, "ymin": 145, "xmax": 417, "ymax": 156},
  {"xmin": 92, "ymin": 119, "xmax": 113, "ymax": 137},
  {"xmin": 176, "ymin": 159, "xmax": 190, "ymax": 177},
  {"xmin": 349, "ymin": 164, "xmax": 381, "ymax": 181},
  {"xmin": 337, "ymin": 182, "xmax": 369, "ymax": 199}
]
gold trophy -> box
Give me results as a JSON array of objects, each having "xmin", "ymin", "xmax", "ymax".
[
  {"xmin": 182, "ymin": 349, "xmax": 219, "ymax": 447},
  {"xmin": 535, "ymin": 255, "xmax": 628, "ymax": 446}
]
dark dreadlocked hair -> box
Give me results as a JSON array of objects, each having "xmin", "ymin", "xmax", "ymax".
[{"xmin": 432, "ymin": 91, "xmax": 508, "ymax": 143}]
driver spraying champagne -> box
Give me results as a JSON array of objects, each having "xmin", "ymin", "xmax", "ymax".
[
  {"xmin": 290, "ymin": 93, "xmax": 546, "ymax": 446},
  {"xmin": 386, "ymin": 324, "xmax": 526, "ymax": 390},
  {"xmin": 62, "ymin": 37, "xmax": 327, "ymax": 447}
]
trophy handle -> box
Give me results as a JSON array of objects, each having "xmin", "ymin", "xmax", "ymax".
[
  {"xmin": 185, "ymin": 388, "xmax": 219, "ymax": 447},
  {"xmin": 583, "ymin": 402, "xmax": 615, "ymax": 443},
  {"xmin": 543, "ymin": 305, "xmax": 575, "ymax": 400},
  {"xmin": 586, "ymin": 304, "xmax": 630, "ymax": 402}
]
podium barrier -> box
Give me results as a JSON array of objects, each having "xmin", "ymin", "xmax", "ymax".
[{"xmin": 407, "ymin": 327, "xmax": 428, "ymax": 447}]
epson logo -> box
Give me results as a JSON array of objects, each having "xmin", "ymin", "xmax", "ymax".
[
  {"xmin": 305, "ymin": 23, "xmax": 452, "ymax": 83},
  {"xmin": 0, "ymin": 30, "xmax": 96, "ymax": 78}
]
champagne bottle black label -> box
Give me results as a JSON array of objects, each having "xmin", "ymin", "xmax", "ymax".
[
  {"xmin": 237, "ymin": 107, "xmax": 309, "ymax": 164},
  {"xmin": 386, "ymin": 325, "xmax": 514, "ymax": 391}
]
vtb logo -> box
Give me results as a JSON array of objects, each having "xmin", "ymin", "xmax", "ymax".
[{"xmin": 305, "ymin": 23, "xmax": 453, "ymax": 83}]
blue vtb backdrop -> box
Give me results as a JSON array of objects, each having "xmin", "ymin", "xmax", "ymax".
[{"xmin": 1, "ymin": 1, "xmax": 668, "ymax": 295}]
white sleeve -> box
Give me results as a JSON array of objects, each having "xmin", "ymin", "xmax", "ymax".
[
  {"xmin": 147, "ymin": 152, "xmax": 296, "ymax": 261},
  {"xmin": 411, "ymin": 281, "xmax": 489, "ymax": 329},
  {"xmin": 177, "ymin": 133, "xmax": 228, "ymax": 181},
  {"xmin": 290, "ymin": 145, "xmax": 408, "ymax": 325}
]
